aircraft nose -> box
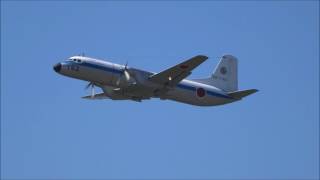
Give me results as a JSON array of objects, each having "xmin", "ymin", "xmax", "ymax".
[{"xmin": 53, "ymin": 63, "xmax": 61, "ymax": 72}]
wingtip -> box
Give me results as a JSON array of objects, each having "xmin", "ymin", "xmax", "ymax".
[
  {"xmin": 247, "ymin": 89, "xmax": 259, "ymax": 95},
  {"xmin": 197, "ymin": 55, "xmax": 209, "ymax": 60}
]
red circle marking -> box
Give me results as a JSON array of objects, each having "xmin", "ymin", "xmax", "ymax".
[{"xmin": 196, "ymin": 88, "xmax": 206, "ymax": 97}]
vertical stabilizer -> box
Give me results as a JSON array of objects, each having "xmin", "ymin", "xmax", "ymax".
[{"xmin": 193, "ymin": 55, "xmax": 238, "ymax": 92}]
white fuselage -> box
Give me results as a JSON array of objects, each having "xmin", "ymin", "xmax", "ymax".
[{"xmin": 54, "ymin": 56, "xmax": 237, "ymax": 106}]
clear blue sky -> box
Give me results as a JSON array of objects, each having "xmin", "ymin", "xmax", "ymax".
[{"xmin": 1, "ymin": 1, "xmax": 319, "ymax": 179}]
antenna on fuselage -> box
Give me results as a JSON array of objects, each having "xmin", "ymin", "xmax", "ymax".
[{"xmin": 78, "ymin": 52, "xmax": 85, "ymax": 57}]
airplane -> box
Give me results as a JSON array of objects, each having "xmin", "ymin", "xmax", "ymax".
[{"xmin": 53, "ymin": 54, "xmax": 258, "ymax": 106}]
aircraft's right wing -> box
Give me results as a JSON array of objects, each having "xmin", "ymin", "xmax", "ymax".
[{"xmin": 148, "ymin": 55, "xmax": 208, "ymax": 87}]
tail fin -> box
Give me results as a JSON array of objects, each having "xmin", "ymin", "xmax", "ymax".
[{"xmin": 194, "ymin": 55, "xmax": 238, "ymax": 92}]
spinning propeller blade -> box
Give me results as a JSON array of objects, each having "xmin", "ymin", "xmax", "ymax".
[
  {"xmin": 116, "ymin": 62, "xmax": 131, "ymax": 86},
  {"xmin": 85, "ymin": 82, "xmax": 95, "ymax": 98}
]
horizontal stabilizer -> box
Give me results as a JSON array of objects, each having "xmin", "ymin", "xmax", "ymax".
[
  {"xmin": 228, "ymin": 89, "xmax": 258, "ymax": 99},
  {"xmin": 82, "ymin": 93, "xmax": 110, "ymax": 100}
]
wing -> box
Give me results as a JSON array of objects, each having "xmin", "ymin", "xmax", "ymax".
[
  {"xmin": 82, "ymin": 93, "xmax": 110, "ymax": 100},
  {"xmin": 82, "ymin": 90, "xmax": 150, "ymax": 102},
  {"xmin": 148, "ymin": 55, "xmax": 208, "ymax": 87}
]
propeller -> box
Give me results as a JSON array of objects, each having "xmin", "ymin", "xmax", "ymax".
[
  {"xmin": 116, "ymin": 62, "xmax": 131, "ymax": 86},
  {"xmin": 85, "ymin": 82, "xmax": 95, "ymax": 98}
]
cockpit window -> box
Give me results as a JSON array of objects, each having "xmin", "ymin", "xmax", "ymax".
[{"xmin": 68, "ymin": 58, "xmax": 82, "ymax": 63}]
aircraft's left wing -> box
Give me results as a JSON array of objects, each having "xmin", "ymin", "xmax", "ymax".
[
  {"xmin": 82, "ymin": 93, "xmax": 110, "ymax": 100},
  {"xmin": 149, "ymin": 55, "xmax": 208, "ymax": 87}
]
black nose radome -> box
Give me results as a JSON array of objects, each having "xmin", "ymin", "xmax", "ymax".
[{"xmin": 53, "ymin": 63, "xmax": 61, "ymax": 72}]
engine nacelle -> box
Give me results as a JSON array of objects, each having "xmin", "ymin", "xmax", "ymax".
[
  {"xmin": 100, "ymin": 85, "xmax": 127, "ymax": 100},
  {"xmin": 116, "ymin": 76, "xmax": 136, "ymax": 88}
]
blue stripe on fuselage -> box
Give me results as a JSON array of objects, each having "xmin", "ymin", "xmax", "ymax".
[
  {"xmin": 74, "ymin": 61, "xmax": 232, "ymax": 99},
  {"xmin": 177, "ymin": 83, "xmax": 233, "ymax": 99},
  {"xmin": 79, "ymin": 62, "xmax": 123, "ymax": 74},
  {"xmin": 206, "ymin": 90, "xmax": 233, "ymax": 99},
  {"xmin": 177, "ymin": 84, "xmax": 196, "ymax": 91}
]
